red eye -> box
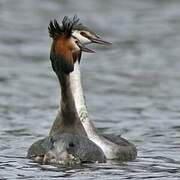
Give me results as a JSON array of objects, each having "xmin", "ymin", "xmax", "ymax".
[{"xmin": 80, "ymin": 31, "xmax": 87, "ymax": 37}]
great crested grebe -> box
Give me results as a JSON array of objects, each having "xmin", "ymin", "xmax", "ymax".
[
  {"xmin": 49, "ymin": 16, "xmax": 137, "ymax": 161},
  {"xmin": 27, "ymin": 17, "xmax": 106, "ymax": 164}
]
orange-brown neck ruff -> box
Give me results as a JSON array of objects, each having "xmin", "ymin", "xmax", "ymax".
[{"xmin": 52, "ymin": 36, "xmax": 74, "ymax": 74}]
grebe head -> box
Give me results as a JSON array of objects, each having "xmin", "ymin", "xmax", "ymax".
[
  {"xmin": 48, "ymin": 17, "xmax": 94, "ymax": 74},
  {"xmin": 71, "ymin": 15, "xmax": 111, "ymax": 45}
]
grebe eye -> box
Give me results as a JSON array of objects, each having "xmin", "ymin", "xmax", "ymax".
[{"xmin": 80, "ymin": 31, "xmax": 87, "ymax": 37}]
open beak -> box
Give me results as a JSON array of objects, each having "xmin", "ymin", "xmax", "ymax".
[
  {"xmin": 89, "ymin": 35, "xmax": 112, "ymax": 45},
  {"xmin": 78, "ymin": 42, "xmax": 95, "ymax": 53}
]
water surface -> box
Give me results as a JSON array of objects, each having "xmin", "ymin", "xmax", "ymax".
[{"xmin": 0, "ymin": 0, "xmax": 180, "ymax": 179}]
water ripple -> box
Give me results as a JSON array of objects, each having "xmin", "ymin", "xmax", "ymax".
[{"xmin": 0, "ymin": 0, "xmax": 180, "ymax": 179}]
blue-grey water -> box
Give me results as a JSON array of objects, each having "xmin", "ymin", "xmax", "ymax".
[{"xmin": 0, "ymin": 0, "xmax": 180, "ymax": 179}]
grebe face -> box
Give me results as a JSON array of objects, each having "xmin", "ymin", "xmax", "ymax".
[
  {"xmin": 71, "ymin": 36, "xmax": 95, "ymax": 53},
  {"xmin": 73, "ymin": 30, "xmax": 112, "ymax": 46},
  {"xmin": 72, "ymin": 30, "xmax": 91, "ymax": 45},
  {"xmin": 70, "ymin": 36, "xmax": 81, "ymax": 52}
]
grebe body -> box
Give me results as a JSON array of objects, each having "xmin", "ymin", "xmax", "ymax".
[{"xmin": 28, "ymin": 16, "xmax": 137, "ymax": 164}]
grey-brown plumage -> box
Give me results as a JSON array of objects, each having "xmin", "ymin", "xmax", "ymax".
[{"xmin": 27, "ymin": 134, "xmax": 106, "ymax": 164}]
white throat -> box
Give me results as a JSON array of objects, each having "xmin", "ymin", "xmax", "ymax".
[
  {"xmin": 70, "ymin": 62, "xmax": 90, "ymax": 122},
  {"xmin": 70, "ymin": 61, "xmax": 96, "ymax": 135}
]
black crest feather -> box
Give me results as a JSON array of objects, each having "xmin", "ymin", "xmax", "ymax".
[{"xmin": 48, "ymin": 15, "xmax": 80, "ymax": 39}]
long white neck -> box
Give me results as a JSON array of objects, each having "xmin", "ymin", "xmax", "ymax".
[
  {"xmin": 69, "ymin": 61, "xmax": 123, "ymax": 159},
  {"xmin": 70, "ymin": 62, "xmax": 86, "ymax": 114},
  {"xmin": 69, "ymin": 62, "xmax": 97, "ymax": 138}
]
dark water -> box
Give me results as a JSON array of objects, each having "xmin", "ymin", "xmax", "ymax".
[{"xmin": 0, "ymin": 0, "xmax": 180, "ymax": 179}]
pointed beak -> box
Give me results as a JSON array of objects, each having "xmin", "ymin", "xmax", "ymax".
[
  {"xmin": 78, "ymin": 42, "xmax": 95, "ymax": 53},
  {"xmin": 89, "ymin": 35, "xmax": 112, "ymax": 45}
]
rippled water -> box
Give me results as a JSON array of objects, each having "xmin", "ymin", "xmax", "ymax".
[{"xmin": 1, "ymin": 0, "xmax": 180, "ymax": 179}]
